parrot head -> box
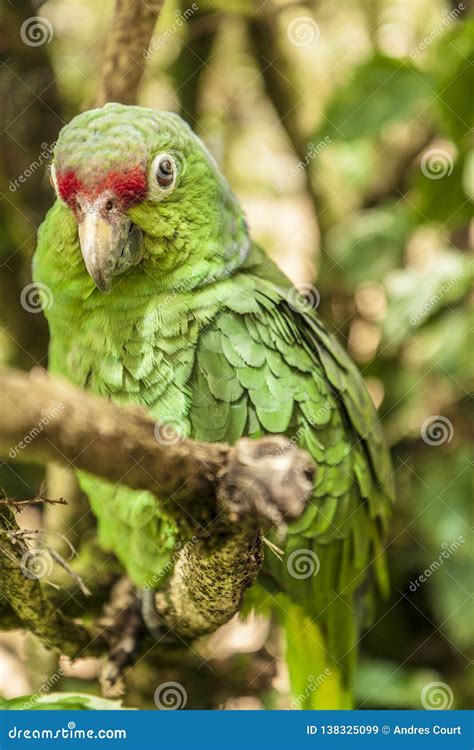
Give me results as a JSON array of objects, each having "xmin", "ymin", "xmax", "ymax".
[{"xmin": 50, "ymin": 103, "xmax": 248, "ymax": 292}]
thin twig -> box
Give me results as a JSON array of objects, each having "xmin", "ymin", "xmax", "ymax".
[{"xmin": 0, "ymin": 495, "xmax": 67, "ymax": 510}]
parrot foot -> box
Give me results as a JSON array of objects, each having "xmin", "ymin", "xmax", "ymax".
[{"xmin": 219, "ymin": 436, "xmax": 315, "ymax": 531}]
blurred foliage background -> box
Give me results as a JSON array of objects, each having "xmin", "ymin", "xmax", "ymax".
[{"xmin": 0, "ymin": 0, "xmax": 472, "ymax": 710}]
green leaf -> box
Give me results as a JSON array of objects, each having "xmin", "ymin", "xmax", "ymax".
[
  {"xmin": 0, "ymin": 692, "xmax": 133, "ymax": 710},
  {"xmin": 410, "ymin": 450, "xmax": 474, "ymax": 650},
  {"xmin": 430, "ymin": 18, "xmax": 474, "ymax": 144},
  {"xmin": 382, "ymin": 249, "xmax": 472, "ymax": 346},
  {"xmin": 316, "ymin": 54, "xmax": 433, "ymax": 142},
  {"xmin": 412, "ymin": 151, "xmax": 472, "ymax": 229},
  {"xmin": 326, "ymin": 205, "xmax": 412, "ymax": 285},
  {"xmin": 355, "ymin": 660, "xmax": 446, "ymax": 709}
]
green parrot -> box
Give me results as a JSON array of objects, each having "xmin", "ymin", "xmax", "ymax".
[{"xmin": 33, "ymin": 103, "xmax": 394, "ymax": 709}]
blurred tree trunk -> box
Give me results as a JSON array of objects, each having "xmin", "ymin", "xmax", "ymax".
[
  {"xmin": 0, "ymin": 0, "xmax": 63, "ymax": 369},
  {"xmin": 171, "ymin": 3, "xmax": 221, "ymax": 130},
  {"xmin": 95, "ymin": 0, "xmax": 165, "ymax": 106}
]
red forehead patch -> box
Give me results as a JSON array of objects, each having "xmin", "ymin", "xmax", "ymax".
[
  {"xmin": 57, "ymin": 171, "xmax": 82, "ymax": 205},
  {"xmin": 104, "ymin": 168, "xmax": 148, "ymax": 207},
  {"xmin": 56, "ymin": 167, "xmax": 147, "ymax": 208}
]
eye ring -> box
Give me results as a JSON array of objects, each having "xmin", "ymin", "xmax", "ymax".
[{"xmin": 150, "ymin": 153, "xmax": 177, "ymax": 193}]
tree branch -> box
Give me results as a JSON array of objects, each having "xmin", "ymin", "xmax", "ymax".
[
  {"xmin": 95, "ymin": 0, "xmax": 166, "ymax": 107},
  {"xmin": 0, "ymin": 367, "xmax": 314, "ymax": 533},
  {"xmin": 0, "ymin": 504, "xmax": 108, "ymax": 657},
  {"xmin": 172, "ymin": 4, "xmax": 221, "ymax": 130},
  {"xmin": 247, "ymin": 5, "xmax": 329, "ymax": 239},
  {"xmin": 0, "ymin": 366, "xmax": 315, "ymax": 656},
  {"xmin": 362, "ymin": 127, "xmax": 435, "ymax": 208},
  {"xmin": 247, "ymin": 11, "xmax": 307, "ymax": 164}
]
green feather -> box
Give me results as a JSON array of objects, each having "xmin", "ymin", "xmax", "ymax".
[{"xmin": 34, "ymin": 104, "xmax": 394, "ymax": 710}]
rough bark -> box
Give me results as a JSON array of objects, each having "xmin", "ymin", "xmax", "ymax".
[
  {"xmin": 95, "ymin": 0, "xmax": 165, "ymax": 107},
  {"xmin": 0, "ymin": 504, "xmax": 108, "ymax": 656},
  {"xmin": 143, "ymin": 526, "xmax": 263, "ymax": 640},
  {"xmin": 99, "ymin": 578, "xmax": 145, "ymax": 697},
  {"xmin": 0, "ymin": 367, "xmax": 314, "ymax": 533},
  {"xmin": 0, "ymin": 366, "xmax": 315, "ymax": 658}
]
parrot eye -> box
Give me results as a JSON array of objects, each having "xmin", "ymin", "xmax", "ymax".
[{"xmin": 150, "ymin": 153, "xmax": 177, "ymax": 194}]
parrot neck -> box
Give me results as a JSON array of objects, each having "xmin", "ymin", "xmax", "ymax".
[
  {"xmin": 140, "ymin": 234, "xmax": 251, "ymax": 294},
  {"xmin": 125, "ymin": 175, "xmax": 251, "ymax": 293}
]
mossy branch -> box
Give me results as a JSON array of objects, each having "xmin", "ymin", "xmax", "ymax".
[
  {"xmin": 0, "ymin": 504, "xmax": 108, "ymax": 657},
  {"xmin": 0, "ymin": 367, "xmax": 314, "ymax": 532},
  {"xmin": 0, "ymin": 366, "xmax": 314, "ymax": 663}
]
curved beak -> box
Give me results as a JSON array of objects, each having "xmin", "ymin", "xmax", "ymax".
[{"xmin": 78, "ymin": 210, "xmax": 132, "ymax": 292}]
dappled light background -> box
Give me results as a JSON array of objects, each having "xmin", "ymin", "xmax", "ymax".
[{"xmin": 0, "ymin": 0, "xmax": 472, "ymax": 709}]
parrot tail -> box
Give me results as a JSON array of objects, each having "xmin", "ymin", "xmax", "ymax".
[{"xmin": 277, "ymin": 595, "xmax": 357, "ymax": 710}]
